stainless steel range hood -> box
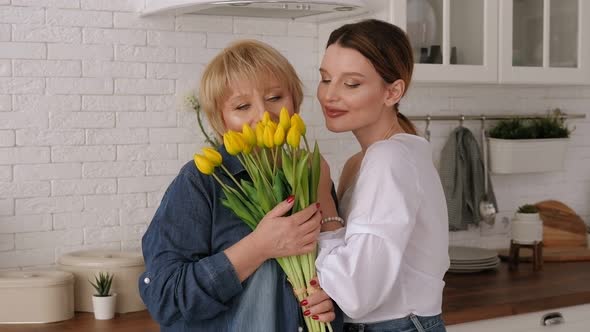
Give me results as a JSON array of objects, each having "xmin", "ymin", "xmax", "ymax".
[{"xmin": 141, "ymin": 0, "xmax": 368, "ymax": 21}]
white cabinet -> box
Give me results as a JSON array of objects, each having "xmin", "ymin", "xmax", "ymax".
[
  {"xmin": 390, "ymin": 0, "xmax": 499, "ymax": 83},
  {"xmin": 499, "ymin": 0, "xmax": 590, "ymax": 84},
  {"xmin": 318, "ymin": 0, "xmax": 589, "ymax": 85},
  {"xmin": 447, "ymin": 304, "xmax": 590, "ymax": 332}
]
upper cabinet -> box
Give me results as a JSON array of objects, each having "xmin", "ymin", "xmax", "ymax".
[
  {"xmin": 319, "ymin": 0, "xmax": 589, "ymax": 84},
  {"xmin": 390, "ymin": 0, "xmax": 498, "ymax": 83},
  {"xmin": 499, "ymin": 0, "xmax": 590, "ymax": 84}
]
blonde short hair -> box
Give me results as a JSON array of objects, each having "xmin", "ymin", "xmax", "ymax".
[{"xmin": 198, "ymin": 40, "xmax": 304, "ymax": 137}]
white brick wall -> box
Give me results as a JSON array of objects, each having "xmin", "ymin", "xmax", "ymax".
[
  {"xmin": 0, "ymin": 59, "xmax": 9, "ymax": 75},
  {"xmin": 0, "ymin": 1, "xmax": 588, "ymax": 270}
]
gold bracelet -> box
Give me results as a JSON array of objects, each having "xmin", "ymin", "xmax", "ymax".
[{"xmin": 321, "ymin": 216, "xmax": 344, "ymax": 226}]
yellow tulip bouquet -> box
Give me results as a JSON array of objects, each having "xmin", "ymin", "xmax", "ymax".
[{"xmin": 194, "ymin": 107, "xmax": 331, "ymax": 332}]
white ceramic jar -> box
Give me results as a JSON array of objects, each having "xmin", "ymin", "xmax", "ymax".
[
  {"xmin": 0, "ymin": 270, "xmax": 74, "ymax": 323},
  {"xmin": 511, "ymin": 212, "xmax": 543, "ymax": 244},
  {"xmin": 58, "ymin": 250, "xmax": 145, "ymax": 313}
]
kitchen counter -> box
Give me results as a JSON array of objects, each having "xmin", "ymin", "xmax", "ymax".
[
  {"xmin": 0, "ymin": 311, "xmax": 159, "ymax": 332},
  {"xmin": 443, "ymin": 261, "xmax": 590, "ymax": 325},
  {"xmin": 2, "ymin": 261, "xmax": 590, "ymax": 331}
]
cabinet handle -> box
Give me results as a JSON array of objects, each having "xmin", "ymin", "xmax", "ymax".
[{"xmin": 541, "ymin": 312, "xmax": 564, "ymax": 326}]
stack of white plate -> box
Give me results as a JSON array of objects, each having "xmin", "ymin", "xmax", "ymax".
[{"xmin": 447, "ymin": 246, "xmax": 501, "ymax": 273}]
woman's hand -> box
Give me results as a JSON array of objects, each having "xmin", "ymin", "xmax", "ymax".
[
  {"xmin": 252, "ymin": 197, "xmax": 322, "ymax": 260},
  {"xmin": 301, "ymin": 277, "xmax": 336, "ymax": 323}
]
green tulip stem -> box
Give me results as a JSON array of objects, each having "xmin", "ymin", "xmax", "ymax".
[
  {"xmin": 251, "ymin": 149, "xmax": 266, "ymax": 175},
  {"xmin": 270, "ymin": 145, "xmax": 276, "ymax": 166},
  {"xmin": 211, "ymin": 173, "xmax": 231, "ymax": 193},
  {"xmin": 291, "ymin": 146, "xmax": 297, "ymax": 197},
  {"xmin": 303, "ymin": 135, "xmax": 311, "ymax": 153},
  {"xmin": 219, "ymin": 164, "xmax": 246, "ymax": 195},
  {"xmin": 272, "ymin": 146, "xmax": 279, "ymax": 176},
  {"xmin": 261, "ymin": 149, "xmax": 273, "ymax": 179}
]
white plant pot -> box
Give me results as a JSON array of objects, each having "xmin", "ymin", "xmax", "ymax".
[
  {"xmin": 511, "ymin": 212, "xmax": 543, "ymax": 245},
  {"xmin": 92, "ymin": 294, "xmax": 117, "ymax": 320},
  {"xmin": 488, "ymin": 138, "xmax": 569, "ymax": 174}
]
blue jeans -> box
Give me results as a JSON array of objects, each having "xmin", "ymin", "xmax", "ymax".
[{"xmin": 343, "ymin": 314, "xmax": 446, "ymax": 332}]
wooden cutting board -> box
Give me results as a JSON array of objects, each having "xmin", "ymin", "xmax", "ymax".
[
  {"xmin": 499, "ymin": 200, "xmax": 590, "ymax": 262},
  {"xmin": 536, "ymin": 200, "xmax": 587, "ymax": 248}
]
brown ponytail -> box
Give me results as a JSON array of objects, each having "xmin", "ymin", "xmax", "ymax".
[
  {"xmin": 327, "ymin": 19, "xmax": 417, "ymax": 135},
  {"xmin": 397, "ymin": 111, "xmax": 417, "ymax": 135}
]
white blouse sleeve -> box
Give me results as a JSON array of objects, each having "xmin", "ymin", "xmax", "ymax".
[{"xmin": 316, "ymin": 142, "xmax": 422, "ymax": 319}]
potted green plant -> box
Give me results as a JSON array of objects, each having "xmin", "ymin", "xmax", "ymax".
[
  {"xmin": 487, "ymin": 109, "xmax": 571, "ymax": 174},
  {"xmin": 90, "ymin": 272, "xmax": 116, "ymax": 320},
  {"xmin": 511, "ymin": 204, "xmax": 543, "ymax": 245}
]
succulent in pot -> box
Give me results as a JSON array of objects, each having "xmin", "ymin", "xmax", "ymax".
[
  {"xmin": 90, "ymin": 271, "xmax": 113, "ymax": 297},
  {"xmin": 90, "ymin": 272, "xmax": 116, "ymax": 320},
  {"xmin": 512, "ymin": 204, "xmax": 543, "ymax": 245}
]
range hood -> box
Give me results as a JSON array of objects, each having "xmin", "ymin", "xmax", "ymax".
[{"xmin": 141, "ymin": 0, "xmax": 369, "ymax": 21}]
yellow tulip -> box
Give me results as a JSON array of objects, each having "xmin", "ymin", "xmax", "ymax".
[
  {"xmin": 232, "ymin": 132, "xmax": 246, "ymax": 153},
  {"xmin": 279, "ymin": 107, "xmax": 290, "ymax": 130},
  {"xmin": 262, "ymin": 111, "xmax": 271, "ymax": 124},
  {"xmin": 202, "ymin": 147, "xmax": 222, "ymax": 166},
  {"xmin": 267, "ymin": 120, "xmax": 277, "ymax": 132},
  {"xmin": 194, "ymin": 154, "xmax": 215, "ymax": 175},
  {"xmin": 263, "ymin": 125, "xmax": 274, "ymax": 148},
  {"xmin": 243, "ymin": 141, "xmax": 253, "ymax": 154},
  {"xmin": 286, "ymin": 126, "xmax": 301, "ymax": 148},
  {"xmin": 255, "ymin": 122, "xmax": 265, "ymax": 147},
  {"xmin": 223, "ymin": 132, "xmax": 236, "ymax": 155},
  {"xmin": 274, "ymin": 124, "xmax": 285, "ymax": 146},
  {"xmin": 223, "ymin": 131, "xmax": 244, "ymax": 155},
  {"xmin": 291, "ymin": 114, "xmax": 306, "ymax": 135},
  {"xmin": 242, "ymin": 123, "xmax": 256, "ymax": 146}
]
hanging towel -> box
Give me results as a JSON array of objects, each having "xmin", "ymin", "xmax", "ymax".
[{"xmin": 439, "ymin": 127, "xmax": 498, "ymax": 230}]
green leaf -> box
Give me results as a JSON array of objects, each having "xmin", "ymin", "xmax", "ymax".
[
  {"xmin": 299, "ymin": 163, "xmax": 309, "ymax": 209},
  {"xmin": 222, "ymin": 188, "xmax": 257, "ymax": 229},
  {"xmin": 241, "ymin": 179, "xmax": 258, "ymax": 198},
  {"xmin": 271, "ymin": 171, "xmax": 287, "ymax": 205},
  {"xmin": 281, "ymin": 148, "xmax": 294, "ymax": 188},
  {"xmin": 310, "ymin": 142, "xmax": 321, "ymax": 203},
  {"xmin": 89, "ymin": 272, "xmax": 113, "ymax": 296},
  {"xmin": 295, "ymin": 152, "xmax": 309, "ymax": 210}
]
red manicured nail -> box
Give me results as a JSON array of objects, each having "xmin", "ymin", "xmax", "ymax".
[
  {"xmin": 310, "ymin": 279, "xmax": 317, "ymax": 286},
  {"xmin": 312, "ymin": 315, "xmax": 319, "ymax": 320},
  {"xmin": 316, "ymin": 202, "xmax": 320, "ymax": 208},
  {"xmin": 300, "ymin": 300, "xmax": 308, "ymax": 306},
  {"xmin": 304, "ymin": 310, "xmax": 311, "ymax": 316},
  {"xmin": 287, "ymin": 195, "xmax": 295, "ymax": 203}
]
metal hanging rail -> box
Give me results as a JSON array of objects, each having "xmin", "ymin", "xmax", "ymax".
[{"xmin": 408, "ymin": 113, "xmax": 586, "ymax": 122}]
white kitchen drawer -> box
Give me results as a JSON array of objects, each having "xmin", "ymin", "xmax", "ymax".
[{"xmin": 447, "ymin": 303, "xmax": 590, "ymax": 332}]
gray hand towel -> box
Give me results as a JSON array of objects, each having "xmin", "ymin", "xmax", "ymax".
[{"xmin": 439, "ymin": 127, "xmax": 498, "ymax": 230}]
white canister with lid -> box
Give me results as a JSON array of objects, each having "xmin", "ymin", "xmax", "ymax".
[
  {"xmin": 511, "ymin": 212, "xmax": 543, "ymax": 244},
  {"xmin": 0, "ymin": 270, "xmax": 74, "ymax": 323},
  {"xmin": 58, "ymin": 250, "xmax": 145, "ymax": 313}
]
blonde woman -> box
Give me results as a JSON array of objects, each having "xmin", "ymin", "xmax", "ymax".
[{"xmin": 139, "ymin": 40, "xmax": 342, "ymax": 331}]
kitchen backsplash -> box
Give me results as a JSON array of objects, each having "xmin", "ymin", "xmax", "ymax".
[{"xmin": 0, "ymin": 1, "xmax": 589, "ymax": 269}]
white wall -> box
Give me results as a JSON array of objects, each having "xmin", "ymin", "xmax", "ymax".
[{"xmin": 0, "ymin": 1, "xmax": 588, "ymax": 269}]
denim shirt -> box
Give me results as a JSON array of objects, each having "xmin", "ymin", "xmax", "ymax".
[{"xmin": 139, "ymin": 146, "xmax": 344, "ymax": 332}]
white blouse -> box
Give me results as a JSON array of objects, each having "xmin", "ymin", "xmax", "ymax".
[{"xmin": 316, "ymin": 134, "xmax": 449, "ymax": 323}]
